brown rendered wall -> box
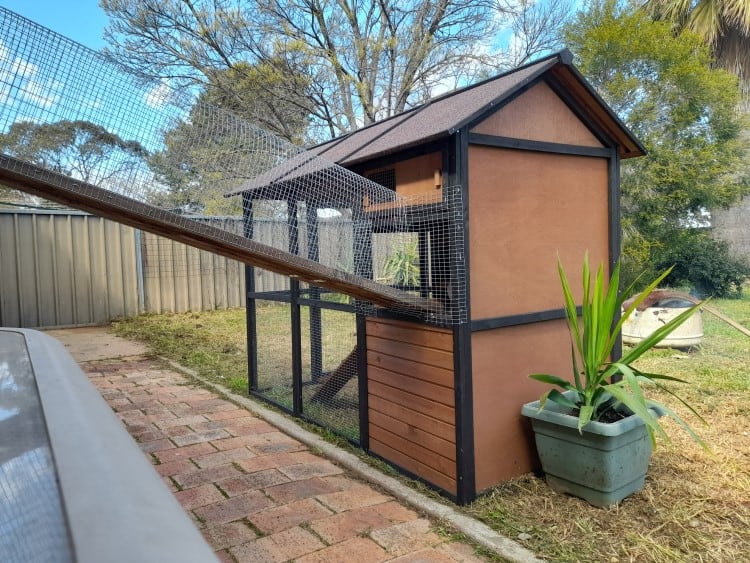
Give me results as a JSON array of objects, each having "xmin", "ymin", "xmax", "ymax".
[
  {"xmin": 366, "ymin": 317, "xmax": 457, "ymax": 494},
  {"xmin": 471, "ymin": 81, "xmax": 604, "ymax": 148},
  {"xmin": 467, "ymin": 147, "xmax": 610, "ymax": 319},
  {"xmin": 466, "ymin": 91, "xmax": 612, "ymax": 489},
  {"xmin": 471, "ymin": 320, "xmax": 573, "ymax": 490}
]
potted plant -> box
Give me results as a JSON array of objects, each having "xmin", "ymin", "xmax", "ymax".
[{"xmin": 521, "ymin": 254, "xmax": 707, "ymax": 507}]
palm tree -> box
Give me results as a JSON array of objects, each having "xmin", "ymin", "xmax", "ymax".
[{"xmin": 645, "ymin": 0, "xmax": 750, "ymax": 99}]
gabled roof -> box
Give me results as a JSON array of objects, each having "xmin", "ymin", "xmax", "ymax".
[
  {"xmin": 310, "ymin": 49, "xmax": 644, "ymax": 165},
  {"xmin": 228, "ymin": 50, "xmax": 644, "ymax": 198}
]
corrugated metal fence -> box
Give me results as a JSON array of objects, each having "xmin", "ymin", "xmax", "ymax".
[
  {"xmin": 0, "ymin": 209, "xmax": 247, "ymax": 328},
  {"xmin": 0, "ymin": 209, "xmax": 398, "ymax": 328}
]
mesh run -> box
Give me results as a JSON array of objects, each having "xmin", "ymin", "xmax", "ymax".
[{"xmin": 0, "ymin": 7, "xmax": 466, "ymax": 325}]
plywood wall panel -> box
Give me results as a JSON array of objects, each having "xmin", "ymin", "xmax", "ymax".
[
  {"xmin": 471, "ymin": 320, "xmax": 573, "ymax": 491},
  {"xmin": 471, "ymin": 81, "xmax": 604, "ymax": 147},
  {"xmin": 468, "ymin": 146, "xmax": 610, "ymax": 320}
]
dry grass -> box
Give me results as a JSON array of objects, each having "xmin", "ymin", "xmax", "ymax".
[{"xmin": 468, "ymin": 295, "xmax": 750, "ymax": 562}]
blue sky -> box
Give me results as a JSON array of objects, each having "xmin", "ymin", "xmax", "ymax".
[{"xmin": 1, "ymin": 1, "xmax": 107, "ymax": 50}]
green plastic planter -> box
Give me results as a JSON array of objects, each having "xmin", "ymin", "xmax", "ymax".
[{"xmin": 521, "ymin": 394, "xmax": 657, "ymax": 507}]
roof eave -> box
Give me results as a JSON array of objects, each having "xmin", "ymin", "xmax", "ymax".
[
  {"xmin": 547, "ymin": 57, "xmax": 646, "ymax": 159},
  {"xmin": 456, "ymin": 49, "xmax": 646, "ymax": 160}
]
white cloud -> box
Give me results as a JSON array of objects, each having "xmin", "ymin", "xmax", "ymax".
[
  {"xmin": 0, "ymin": 39, "xmax": 61, "ymax": 110},
  {"xmin": 144, "ymin": 80, "xmax": 172, "ymax": 109},
  {"xmin": 20, "ymin": 78, "xmax": 60, "ymax": 109},
  {"xmin": 10, "ymin": 55, "xmax": 37, "ymax": 80},
  {"xmin": 83, "ymin": 96, "xmax": 104, "ymax": 110}
]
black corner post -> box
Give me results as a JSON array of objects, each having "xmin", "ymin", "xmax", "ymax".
[
  {"xmin": 418, "ymin": 231, "xmax": 430, "ymax": 298},
  {"xmin": 451, "ymin": 128, "xmax": 476, "ymax": 505},
  {"xmin": 609, "ymin": 148, "xmax": 623, "ymax": 363},
  {"xmin": 242, "ymin": 194, "xmax": 258, "ymax": 393},
  {"xmin": 352, "ymin": 196, "xmax": 373, "ymax": 449},
  {"xmin": 306, "ymin": 204, "xmax": 323, "ymax": 383},
  {"xmin": 355, "ymin": 313, "xmax": 369, "ymax": 450},
  {"xmin": 288, "ymin": 200, "xmax": 303, "ymax": 415}
]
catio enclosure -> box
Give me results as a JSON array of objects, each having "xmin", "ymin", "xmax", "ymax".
[
  {"xmin": 0, "ymin": 7, "xmax": 643, "ymax": 506},
  {"xmin": 239, "ymin": 50, "xmax": 645, "ymax": 503}
]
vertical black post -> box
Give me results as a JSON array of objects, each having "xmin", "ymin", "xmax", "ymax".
[
  {"xmin": 288, "ymin": 200, "xmax": 303, "ymax": 415},
  {"xmin": 356, "ymin": 312, "xmax": 369, "ymax": 449},
  {"xmin": 242, "ymin": 194, "xmax": 258, "ymax": 393},
  {"xmin": 418, "ymin": 231, "xmax": 429, "ymax": 298},
  {"xmin": 451, "ymin": 129, "xmax": 476, "ymax": 505},
  {"xmin": 352, "ymin": 197, "xmax": 373, "ymax": 449},
  {"xmin": 609, "ymin": 148, "xmax": 623, "ymax": 363},
  {"xmin": 352, "ymin": 201, "xmax": 373, "ymax": 280},
  {"xmin": 307, "ymin": 205, "xmax": 323, "ymax": 382}
]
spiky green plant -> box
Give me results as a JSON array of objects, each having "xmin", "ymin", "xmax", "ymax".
[
  {"xmin": 382, "ymin": 240, "xmax": 420, "ymax": 288},
  {"xmin": 530, "ymin": 254, "xmax": 708, "ymax": 448}
]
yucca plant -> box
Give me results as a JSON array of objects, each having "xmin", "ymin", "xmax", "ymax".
[
  {"xmin": 382, "ymin": 240, "xmax": 420, "ymax": 288},
  {"xmin": 530, "ymin": 254, "xmax": 707, "ymax": 448}
]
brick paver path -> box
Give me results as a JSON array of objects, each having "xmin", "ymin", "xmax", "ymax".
[{"xmin": 83, "ymin": 357, "xmax": 487, "ymax": 563}]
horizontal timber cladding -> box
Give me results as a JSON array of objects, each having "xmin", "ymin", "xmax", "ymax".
[{"xmin": 365, "ymin": 316, "xmax": 457, "ymax": 494}]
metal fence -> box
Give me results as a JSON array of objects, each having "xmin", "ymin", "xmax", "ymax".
[
  {"xmin": 0, "ymin": 209, "xmax": 247, "ymax": 327},
  {"xmin": 0, "ymin": 209, "xmax": 400, "ymax": 328}
]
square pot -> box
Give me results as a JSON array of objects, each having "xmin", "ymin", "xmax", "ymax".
[{"xmin": 521, "ymin": 395, "xmax": 653, "ymax": 507}]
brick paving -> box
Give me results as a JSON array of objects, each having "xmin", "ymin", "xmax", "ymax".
[{"xmin": 82, "ymin": 357, "xmax": 487, "ymax": 563}]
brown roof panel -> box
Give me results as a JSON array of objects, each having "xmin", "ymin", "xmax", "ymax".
[
  {"xmin": 229, "ymin": 50, "xmax": 644, "ymax": 197},
  {"xmin": 313, "ymin": 55, "xmax": 558, "ymax": 166}
]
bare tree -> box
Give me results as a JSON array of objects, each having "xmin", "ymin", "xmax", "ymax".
[
  {"xmin": 101, "ymin": 0, "xmax": 530, "ymax": 140},
  {"xmin": 497, "ymin": 0, "xmax": 573, "ymax": 69}
]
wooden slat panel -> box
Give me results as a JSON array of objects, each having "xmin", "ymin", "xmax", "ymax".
[
  {"xmin": 370, "ymin": 438, "xmax": 456, "ymax": 494},
  {"xmin": 368, "ymin": 335, "xmax": 454, "ymax": 370},
  {"xmin": 366, "ymin": 350, "xmax": 454, "ymax": 388},
  {"xmin": 366, "ymin": 318, "xmax": 453, "ymax": 351},
  {"xmin": 369, "ymin": 410, "xmax": 455, "ymax": 461},
  {"xmin": 369, "ymin": 380, "xmax": 454, "ymax": 424},
  {"xmin": 368, "ymin": 366, "xmax": 454, "ymax": 406},
  {"xmin": 368, "ymin": 395, "xmax": 455, "ymax": 443},
  {"xmin": 370, "ymin": 425, "xmax": 456, "ymax": 477}
]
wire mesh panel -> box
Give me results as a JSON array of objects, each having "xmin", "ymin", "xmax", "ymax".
[
  {"xmin": 252, "ymin": 297, "xmax": 294, "ymax": 411},
  {"xmin": 301, "ymin": 297, "xmax": 359, "ymax": 441},
  {"xmin": 0, "ymin": 7, "xmax": 467, "ymax": 324},
  {"xmin": 0, "ymin": 332, "xmax": 73, "ymax": 563}
]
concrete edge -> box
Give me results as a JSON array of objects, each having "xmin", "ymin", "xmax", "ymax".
[{"xmin": 160, "ymin": 357, "xmax": 544, "ymax": 563}]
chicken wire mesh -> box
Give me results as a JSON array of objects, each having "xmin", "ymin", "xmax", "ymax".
[{"xmin": 0, "ymin": 6, "xmax": 467, "ymax": 325}]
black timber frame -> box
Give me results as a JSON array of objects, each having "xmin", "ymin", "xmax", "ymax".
[
  {"xmin": 239, "ymin": 64, "xmax": 628, "ymax": 505},
  {"xmin": 243, "ymin": 198, "xmax": 363, "ymax": 444}
]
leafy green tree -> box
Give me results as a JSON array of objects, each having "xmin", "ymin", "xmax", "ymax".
[
  {"xmin": 645, "ymin": 0, "xmax": 750, "ymax": 98},
  {"xmin": 0, "ymin": 120, "xmax": 147, "ymax": 183},
  {"xmin": 0, "ymin": 120, "xmax": 148, "ymax": 205},
  {"xmin": 565, "ymin": 0, "xmax": 749, "ymax": 291},
  {"xmin": 203, "ymin": 60, "xmax": 311, "ymax": 144}
]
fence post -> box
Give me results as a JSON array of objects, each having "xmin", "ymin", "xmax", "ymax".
[{"xmin": 134, "ymin": 229, "xmax": 145, "ymax": 314}]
